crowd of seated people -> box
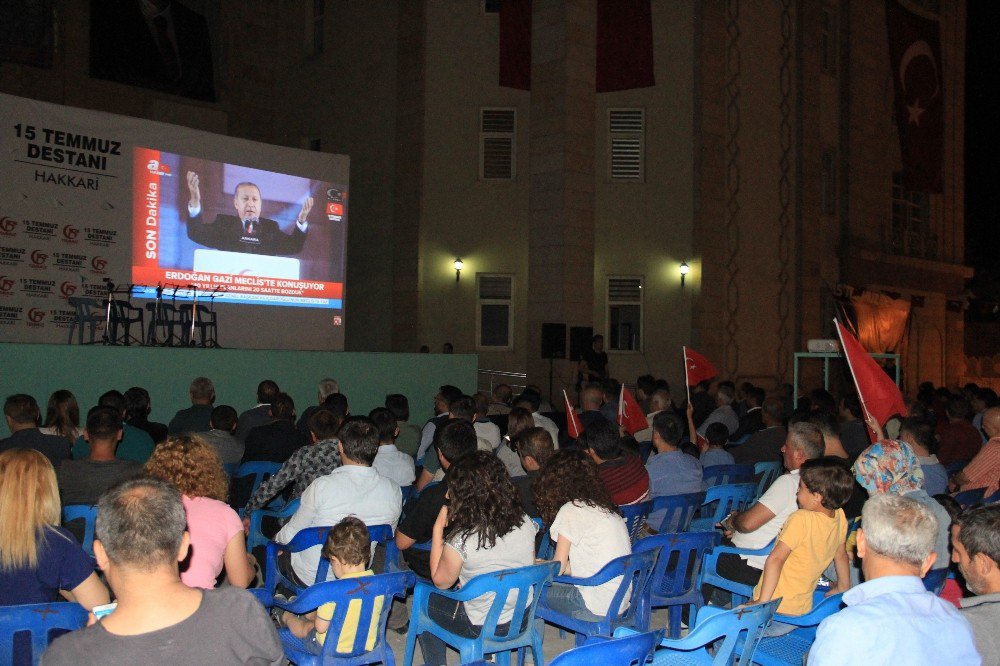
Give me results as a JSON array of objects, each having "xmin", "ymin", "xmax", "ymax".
[{"xmin": 0, "ymin": 373, "xmax": 996, "ymax": 665}]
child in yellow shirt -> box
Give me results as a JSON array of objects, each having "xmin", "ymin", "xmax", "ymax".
[
  {"xmin": 751, "ymin": 458, "xmax": 854, "ymax": 625},
  {"xmin": 283, "ymin": 516, "xmax": 384, "ymax": 654}
]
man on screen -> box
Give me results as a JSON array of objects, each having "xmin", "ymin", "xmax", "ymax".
[{"xmin": 185, "ymin": 171, "xmax": 313, "ymax": 255}]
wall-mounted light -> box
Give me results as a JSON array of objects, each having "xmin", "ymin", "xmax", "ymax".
[
  {"xmin": 679, "ymin": 261, "xmax": 690, "ymax": 287},
  {"xmin": 454, "ymin": 258, "xmax": 464, "ymax": 282}
]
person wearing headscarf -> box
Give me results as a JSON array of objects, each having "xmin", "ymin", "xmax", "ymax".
[{"xmin": 853, "ymin": 434, "xmax": 951, "ymax": 572}]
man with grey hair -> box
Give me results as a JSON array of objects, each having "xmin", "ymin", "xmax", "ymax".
[
  {"xmin": 952, "ymin": 504, "xmax": 1000, "ymax": 663},
  {"xmin": 43, "ymin": 478, "xmax": 282, "ymax": 664},
  {"xmin": 167, "ymin": 376, "xmax": 215, "ymax": 435},
  {"xmin": 296, "ymin": 377, "xmax": 340, "ymax": 435},
  {"xmin": 704, "ymin": 422, "xmax": 826, "ymax": 601},
  {"xmin": 808, "ymin": 494, "xmax": 978, "ymax": 665},
  {"xmin": 696, "ymin": 383, "xmax": 739, "ymax": 440}
]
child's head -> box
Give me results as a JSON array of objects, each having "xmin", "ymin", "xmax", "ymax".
[
  {"xmin": 798, "ymin": 458, "xmax": 854, "ymax": 511},
  {"xmin": 705, "ymin": 422, "xmax": 730, "ymax": 447},
  {"xmin": 322, "ymin": 516, "xmax": 370, "ymax": 575}
]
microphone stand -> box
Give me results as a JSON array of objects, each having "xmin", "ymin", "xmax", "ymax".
[
  {"xmin": 101, "ymin": 280, "xmax": 115, "ymax": 345},
  {"xmin": 188, "ymin": 284, "xmax": 199, "ymax": 346}
]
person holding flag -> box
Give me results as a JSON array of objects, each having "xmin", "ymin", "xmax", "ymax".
[{"xmin": 684, "ymin": 346, "xmax": 719, "ymax": 427}]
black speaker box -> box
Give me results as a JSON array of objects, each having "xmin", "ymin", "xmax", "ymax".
[{"xmin": 540, "ymin": 323, "xmax": 567, "ymax": 359}]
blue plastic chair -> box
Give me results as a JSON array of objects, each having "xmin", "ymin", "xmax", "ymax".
[
  {"xmin": 403, "ymin": 561, "xmax": 559, "ymax": 666},
  {"xmin": 233, "ymin": 461, "xmax": 285, "ymax": 516},
  {"xmin": 753, "ymin": 461, "xmax": 783, "ymax": 499},
  {"xmin": 984, "ymin": 489, "xmax": 1000, "ymax": 504},
  {"xmin": 702, "ymin": 464, "xmax": 754, "ymax": 487},
  {"xmin": 689, "ymin": 483, "xmax": 757, "ymax": 532},
  {"xmin": 752, "ymin": 591, "xmax": 844, "ymax": 665},
  {"xmin": 700, "ymin": 540, "xmax": 776, "ymax": 606},
  {"xmin": 550, "ymin": 628, "xmax": 666, "ymax": 666},
  {"xmin": 617, "ymin": 599, "xmax": 780, "ymax": 666},
  {"xmin": 620, "ymin": 501, "xmax": 653, "ymax": 544},
  {"xmin": 532, "ymin": 517, "xmax": 554, "ymax": 560},
  {"xmin": 222, "ymin": 462, "xmax": 239, "ymax": 477},
  {"xmin": 944, "ymin": 459, "xmax": 969, "ymax": 474},
  {"xmin": 61, "ymin": 505, "xmax": 97, "ymax": 558},
  {"xmin": 729, "ymin": 434, "xmax": 751, "ymax": 447},
  {"xmin": 246, "ymin": 497, "xmax": 301, "ymax": 552},
  {"xmin": 265, "ymin": 524, "xmax": 397, "ymax": 596},
  {"xmin": 634, "ymin": 531, "xmax": 721, "ymax": 639},
  {"xmin": 274, "ymin": 570, "xmax": 415, "ymax": 665},
  {"xmin": 649, "ymin": 493, "xmax": 705, "ymax": 533},
  {"xmin": 922, "ymin": 566, "xmax": 950, "ymax": 595},
  {"xmin": 954, "ymin": 487, "xmax": 987, "ymax": 508},
  {"xmin": 0, "ymin": 601, "xmax": 88, "ymax": 665},
  {"xmin": 536, "ymin": 548, "xmax": 660, "ymax": 647},
  {"xmin": 400, "ymin": 484, "xmax": 416, "ymax": 503}
]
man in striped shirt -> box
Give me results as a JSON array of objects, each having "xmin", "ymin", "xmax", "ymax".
[{"xmin": 582, "ymin": 418, "xmax": 649, "ymax": 505}]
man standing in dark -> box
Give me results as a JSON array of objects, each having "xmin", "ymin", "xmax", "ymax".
[
  {"xmin": 185, "ymin": 171, "xmax": 313, "ymax": 256},
  {"xmin": 577, "ymin": 334, "xmax": 609, "ymax": 390}
]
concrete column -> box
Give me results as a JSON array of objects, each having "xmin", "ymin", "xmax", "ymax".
[{"xmin": 526, "ymin": 0, "xmax": 596, "ymax": 399}]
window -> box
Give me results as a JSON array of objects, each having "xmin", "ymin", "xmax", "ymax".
[
  {"xmin": 479, "ymin": 108, "xmax": 516, "ymax": 180},
  {"xmin": 821, "ymin": 8, "xmax": 837, "ymax": 75},
  {"xmin": 889, "ymin": 172, "xmax": 936, "ymax": 259},
  {"xmin": 607, "ymin": 277, "xmax": 643, "ymax": 351},
  {"xmin": 820, "ymin": 149, "xmax": 836, "ymax": 215},
  {"xmin": 482, "ymin": 0, "xmax": 501, "ymax": 13},
  {"xmin": 608, "ymin": 109, "xmax": 645, "ymax": 181},
  {"xmin": 306, "ymin": 0, "xmax": 325, "ymax": 57},
  {"xmin": 477, "ymin": 274, "xmax": 513, "ymax": 350}
]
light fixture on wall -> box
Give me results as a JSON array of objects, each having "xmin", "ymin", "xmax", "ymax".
[
  {"xmin": 679, "ymin": 261, "xmax": 690, "ymax": 287},
  {"xmin": 454, "ymin": 258, "xmax": 464, "ymax": 282}
]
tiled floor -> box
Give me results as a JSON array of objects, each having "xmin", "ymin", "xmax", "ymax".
[{"xmin": 381, "ymin": 600, "xmax": 675, "ymax": 664}]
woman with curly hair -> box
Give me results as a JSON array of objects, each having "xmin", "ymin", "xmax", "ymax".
[
  {"xmin": 144, "ymin": 435, "xmax": 255, "ymax": 589},
  {"xmin": 40, "ymin": 389, "xmax": 82, "ymax": 444},
  {"xmin": 533, "ymin": 448, "xmax": 631, "ymax": 618},
  {"xmin": 420, "ymin": 450, "xmax": 537, "ymax": 665}
]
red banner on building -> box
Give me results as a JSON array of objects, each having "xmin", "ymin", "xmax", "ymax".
[{"xmin": 886, "ymin": 0, "xmax": 943, "ymax": 193}]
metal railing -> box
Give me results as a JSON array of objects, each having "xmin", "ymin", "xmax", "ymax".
[{"xmin": 477, "ymin": 368, "xmax": 527, "ymax": 395}]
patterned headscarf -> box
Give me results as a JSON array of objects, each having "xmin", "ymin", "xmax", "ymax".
[{"xmin": 852, "ymin": 439, "xmax": 924, "ymax": 495}]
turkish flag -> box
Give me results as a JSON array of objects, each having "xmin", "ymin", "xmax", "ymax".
[
  {"xmin": 563, "ymin": 390, "xmax": 584, "ymax": 439},
  {"xmin": 684, "ymin": 347, "xmax": 718, "ymax": 387},
  {"xmin": 886, "ymin": 0, "xmax": 943, "ymax": 193},
  {"xmin": 596, "ymin": 0, "xmax": 655, "ymax": 93},
  {"xmin": 834, "ymin": 319, "xmax": 908, "ymax": 440},
  {"xmin": 499, "ymin": 0, "xmax": 532, "ymax": 90},
  {"xmin": 618, "ymin": 385, "xmax": 649, "ymax": 435}
]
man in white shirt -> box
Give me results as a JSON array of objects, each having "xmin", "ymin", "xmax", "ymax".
[
  {"xmin": 515, "ymin": 392, "xmax": 560, "ymax": 448},
  {"xmin": 704, "ymin": 421, "xmax": 826, "ymax": 602},
  {"xmin": 276, "ymin": 416, "xmax": 402, "ymax": 585},
  {"xmin": 472, "ymin": 393, "xmax": 502, "ymax": 451},
  {"xmin": 368, "ymin": 407, "xmax": 415, "ymax": 487}
]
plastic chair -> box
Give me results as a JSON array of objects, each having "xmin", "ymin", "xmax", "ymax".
[
  {"xmin": 954, "ymin": 487, "xmax": 987, "ymax": 508},
  {"xmin": 111, "ymin": 300, "xmax": 145, "ymax": 345},
  {"xmin": 617, "ymin": 599, "xmax": 781, "ymax": 666},
  {"xmin": 66, "ymin": 297, "xmax": 104, "ymax": 345},
  {"xmin": 61, "ymin": 505, "xmax": 97, "ymax": 558},
  {"xmin": 634, "ymin": 531, "xmax": 721, "ymax": 638},
  {"xmin": 944, "ymin": 459, "xmax": 969, "ymax": 475},
  {"xmin": 265, "ymin": 524, "xmax": 397, "ymax": 596},
  {"xmin": 532, "ymin": 517, "xmax": 554, "ymax": 560},
  {"xmin": 922, "ymin": 566, "xmax": 950, "ymax": 595},
  {"xmin": 729, "ymin": 434, "xmax": 751, "ymax": 447},
  {"xmin": 700, "ymin": 540, "xmax": 776, "ymax": 606},
  {"xmin": 403, "ymin": 561, "xmax": 559, "ymax": 666},
  {"xmin": 536, "ymin": 548, "xmax": 660, "ymax": 647},
  {"xmin": 274, "ymin": 570, "xmax": 415, "ymax": 666},
  {"xmin": 702, "ymin": 464, "xmax": 754, "ymax": 487},
  {"xmin": 181, "ymin": 303, "xmax": 219, "ymax": 347},
  {"xmin": 0, "ymin": 602, "xmax": 88, "ymax": 665},
  {"xmin": 400, "ymin": 485, "xmax": 416, "ymax": 503},
  {"xmin": 689, "ymin": 483, "xmax": 757, "ymax": 532},
  {"xmin": 753, "ymin": 461, "xmax": 783, "ymax": 499},
  {"xmin": 752, "ymin": 591, "xmax": 844, "ymax": 666},
  {"xmin": 246, "ymin": 497, "xmax": 301, "ymax": 552},
  {"xmin": 233, "ymin": 461, "xmax": 284, "ymax": 516},
  {"xmin": 222, "ymin": 462, "xmax": 239, "ymax": 477},
  {"xmin": 145, "ymin": 301, "xmax": 186, "ymax": 346},
  {"xmin": 649, "ymin": 492, "xmax": 705, "ymax": 533},
  {"xmin": 984, "ymin": 489, "xmax": 1000, "ymax": 504},
  {"xmin": 549, "ymin": 628, "xmax": 666, "ymax": 666},
  {"xmin": 620, "ymin": 501, "xmax": 653, "ymax": 544}
]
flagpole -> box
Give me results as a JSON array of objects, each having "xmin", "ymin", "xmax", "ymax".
[
  {"xmin": 618, "ymin": 383, "xmax": 624, "ymax": 426},
  {"xmin": 562, "ymin": 389, "xmax": 577, "ymax": 439},
  {"xmin": 683, "ymin": 346, "xmax": 691, "ymax": 405},
  {"xmin": 832, "ymin": 317, "xmax": 876, "ymax": 435}
]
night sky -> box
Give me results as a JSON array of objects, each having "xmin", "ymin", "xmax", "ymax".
[{"xmin": 964, "ymin": 2, "xmax": 1000, "ymax": 304}]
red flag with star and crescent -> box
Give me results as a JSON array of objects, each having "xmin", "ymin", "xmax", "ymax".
[
  {"xmin": 684, "ymin": 347, "xmax": 718, "ymax": 387},
  {"xmin": 886, "ymin": 0, "xmax": 943, "ymax": 193},
  {"xmin": 617, "ymin": 385, "xmax": 649, "ymax": 435},
  {"xmin": 834, "ymin": 319, "xmax": 908, "ymax": 441},
  {"xmin": 563, "ymin": 390, "xmax": 584, "ymax": 439}
]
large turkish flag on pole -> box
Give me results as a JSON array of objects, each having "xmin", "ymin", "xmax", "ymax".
[
  {"xmin": 834, "ymin": 319, "xmax": 908, "ymax": 441},
  {"xmin": 886, "ymin": 0, "xmax": 943, "ymax": 193}
]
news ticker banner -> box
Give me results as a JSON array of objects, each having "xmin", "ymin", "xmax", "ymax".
[{"xmin": 0, "ymin": 93, "xmax": 350, "ymax": 349}]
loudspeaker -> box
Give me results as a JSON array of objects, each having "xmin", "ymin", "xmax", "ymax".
[
  {"xmin": 540, "ymin": 323, "xmax": 567, "ymax": 359},
  {"xmin": 569, "ymin": 326, "xmax": 594, "ymax": 362}
]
